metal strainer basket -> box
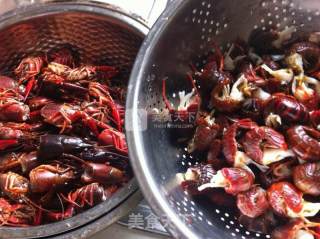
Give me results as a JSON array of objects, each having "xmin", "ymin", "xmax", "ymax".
[
  {"xmin": 126, "ymin": 0, "xmax": 320, "ymax": 238},
  {"xmin": 0, "ymin": 1, "xmax": 147, "ymax": 238}
]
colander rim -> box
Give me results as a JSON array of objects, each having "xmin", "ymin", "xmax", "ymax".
[{"xmin": 126, "ymin": 1, "xmax": 209, "ymax": 239}]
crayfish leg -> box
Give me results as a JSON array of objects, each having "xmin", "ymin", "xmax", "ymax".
[
  {"xmin": 23, "ymin": 77, "xmax": 36, "ymax": 101},
  {"xmin": 162, "ymin": 78, "xmax": 174, "ymax": 112}
]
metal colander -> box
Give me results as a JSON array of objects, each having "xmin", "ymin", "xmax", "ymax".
[
  {"xmin": 0, "ymin": 1, "xmax": 147, "ymax": 238},
  {"xmin": 126, "ymin": 0, "xmax": 320, "ymax": 238}
]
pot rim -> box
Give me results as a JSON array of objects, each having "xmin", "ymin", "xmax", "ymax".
[{"xmin": 0, "ymin": 2, "xmax": 148, "ymax": 238}]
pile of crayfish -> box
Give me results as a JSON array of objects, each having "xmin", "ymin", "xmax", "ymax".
[
  {"xmin": 164, "ymin": 27, "xmax": 320, "ymax": 238},
  {"xmin": 0, "ymin": 48, "xmax": 130, "ymax": 226}
]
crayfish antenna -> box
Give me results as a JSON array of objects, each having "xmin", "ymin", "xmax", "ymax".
[
  {"xmin": 162, "ymin": 77, "xmax": 174, "ymax": 112},
  {"xmin": 56, "ymin": 193, "xmax": 65, "ymax": 220},
  {"xmin": 23, "ymin": 77, "xmax": 36, "ymax": 101},
  {"xmin": 62, "ymin": 154, "xmax": 88, "ymax": 166},
  {"xmin": 212, "ymin": 42, "xmax": 224, "ymax": 72},
  {"xmin": 59, "ymin": 193, "xmax": 81, "ymax": 208},
  {"xmin": 22, "ymin": 196, "xmax": 52, "ymax": 214}
]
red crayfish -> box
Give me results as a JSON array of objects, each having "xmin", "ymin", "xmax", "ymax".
[
  {"xmin": 0, "ymin": 47, "xmax": 129, "ymax": 226},
  {"xmin": 178, "ymin": 30, "xmax": 320, "ymax": 237}
]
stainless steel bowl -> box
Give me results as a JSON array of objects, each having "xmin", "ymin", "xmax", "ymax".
[
  {"xmin": 0, "ymin": 1, "xmax": 147, "ymax": 238},
  {"xmin": 127, "ymin": 0, "xmax": 320, "ymax": 238}
]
